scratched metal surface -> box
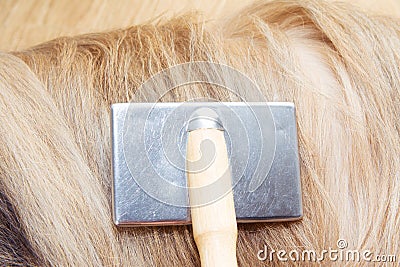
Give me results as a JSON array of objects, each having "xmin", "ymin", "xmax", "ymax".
[{"xmin": 111, "ymin": 102, "xmax": 302, "ymax": 226}]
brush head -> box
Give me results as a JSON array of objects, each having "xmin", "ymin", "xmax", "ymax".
[{"xmin": 111, "ymin": 102, "xmax": 302, "ymax": 226}]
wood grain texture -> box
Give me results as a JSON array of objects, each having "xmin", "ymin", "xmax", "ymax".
[{"xmin": 187, "ymin": 128, "xmax": 237, "ymax": 267}]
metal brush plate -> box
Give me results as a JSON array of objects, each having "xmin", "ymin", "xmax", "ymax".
[{"xmin": 112, "ymin": 102, "xmax": 302, "ymax": 226}]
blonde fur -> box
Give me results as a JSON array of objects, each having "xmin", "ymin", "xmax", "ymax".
[{"xmin": 0, "ymin": 0, "xmax": 399, "ymax": 266}]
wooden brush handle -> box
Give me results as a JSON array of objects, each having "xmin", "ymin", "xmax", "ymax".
[{"xmin": 186, "ymin": 128, "xmax": 238, "ymax": 267}]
